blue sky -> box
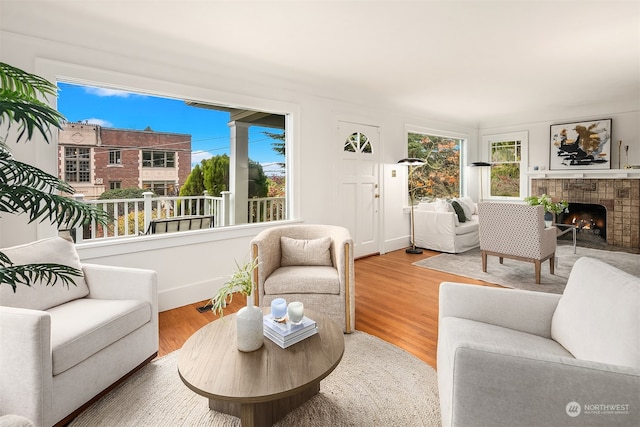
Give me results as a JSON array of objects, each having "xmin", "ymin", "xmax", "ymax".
[{"xmin": 57, "ymin": 82, "xmax": 285, "ymax": 174}]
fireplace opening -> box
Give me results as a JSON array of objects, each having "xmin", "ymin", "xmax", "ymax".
[{"xmin": 558, "ymin": 203, "xmax": 607, "ymax": 243}]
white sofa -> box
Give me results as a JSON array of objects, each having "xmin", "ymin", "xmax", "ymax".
[
  {"xmin": 438, "ymin": 257, "xmax": 640, "ymax": 426},
  {"xmin": 0, "ymin": 237, "xmax": 158, "ymax": 427},
  {"xmin": 413, "ymin": 197, "xmax": 479, "ymax": 253}
]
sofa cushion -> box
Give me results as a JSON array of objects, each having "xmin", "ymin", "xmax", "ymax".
[
  {"xmin": 263, "ymin": 266, "xmax": 340, "ymax": 295},
  {"xmin": 455, "ymin": 197, "xmax": 476, "ymax": 218},
  {"xmin": 280, "ymin": 236, "xmax": 332, "ymax": 266},
  {"xmin": 0, "ymin": 237, "xmax": 89, "ymax": 311},
  {"xmin": 47, "ymin": 298, "xmax": 151, "ymax": 375},
  {"xmin": 551, "ymin": 257, "xmax": 640, "ymax": 369},
  {"xmin": 454, "ymin": 216, "xmax": 479, "ymax": 235}
]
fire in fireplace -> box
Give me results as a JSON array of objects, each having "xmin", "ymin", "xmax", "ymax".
[{"xmin": 558, "ymin": 203, "xmax": 607, "ymax": 242}]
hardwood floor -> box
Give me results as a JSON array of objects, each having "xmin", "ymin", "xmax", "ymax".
[{"xmin": 158, "ymin": 248, "xmax": 499, "ymax": 369}]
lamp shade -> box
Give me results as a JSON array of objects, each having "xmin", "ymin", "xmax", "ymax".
[
  {"xmin": 470, "ymin": 161, "xmax": 491, "ymax": 167},
  {"xmin": 397, "ymin": 158, "xmax": 426, "ymax": 166}
]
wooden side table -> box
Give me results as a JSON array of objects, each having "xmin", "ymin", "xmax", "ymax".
[{"xmin": 178, "ymin": 308, "xmax": 344, "ymax": 426}]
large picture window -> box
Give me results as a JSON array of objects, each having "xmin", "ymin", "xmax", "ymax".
[{"xmin": 407, "ymin": 131, "xmax": 464, "ymax": 202}]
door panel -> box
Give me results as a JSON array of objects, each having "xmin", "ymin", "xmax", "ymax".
[{"xmin": 338, "ymin": 122, "xmax": 380, "ymax": 258}]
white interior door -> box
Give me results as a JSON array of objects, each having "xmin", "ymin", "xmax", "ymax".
[{"xmin": 338, "ymin": 121, "xmax": 380, "ymax": 258}]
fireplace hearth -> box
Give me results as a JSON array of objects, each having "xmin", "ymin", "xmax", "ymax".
[
  {"xmin": 558, "ymin": 203, "xmax": 607, "ymax": 243},
  {"xmin": 531, "ymin": 178, "xmax": 640, "ymax": 249}
]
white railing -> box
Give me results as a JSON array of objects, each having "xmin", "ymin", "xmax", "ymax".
[
  {"xmin": 248, "ymin": 197, "xmax": 286, "ymax": 223},
  {"xmin": 69, "ymin": 192, "xmax": 286, "ymax": 242}
]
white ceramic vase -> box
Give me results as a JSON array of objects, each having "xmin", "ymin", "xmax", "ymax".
[{"xmin": 236, "ymin": 294, "xmax": 263, "ymax": 352}]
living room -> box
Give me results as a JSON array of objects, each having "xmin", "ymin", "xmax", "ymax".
[{"xmin": 1, "ymin": 1, "xmax": 639, "ymax": 426}]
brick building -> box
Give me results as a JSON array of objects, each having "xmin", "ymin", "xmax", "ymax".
[{"xmin": 58, "ymin": 122, "xmax": 191, "ymax": 199}]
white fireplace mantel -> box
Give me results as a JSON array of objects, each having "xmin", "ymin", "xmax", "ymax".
[{"xmin": 527, "ymin": 168, "xmax": 640, "ymax": 179}]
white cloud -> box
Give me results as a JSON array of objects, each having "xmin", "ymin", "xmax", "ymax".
[
  {"xmin": 84, "ymin": 87, "xmax": 133, "ymax": 98},
  {"xmin": 85, "ymin": 118, "xmax": 113, "ymax": 127},
  {"xmin": 191, "ymin": 151, "xmax": 212, "ymax": 167}
]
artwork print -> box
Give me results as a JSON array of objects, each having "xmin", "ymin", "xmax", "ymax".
[{"xmin": 549, "ymin": 119, "xmax": 612, "ymax": 170}]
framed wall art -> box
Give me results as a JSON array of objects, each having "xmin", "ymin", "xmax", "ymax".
[{"xmin": 549, "ymin": 118, "xmax": 612, "ymax": 170}]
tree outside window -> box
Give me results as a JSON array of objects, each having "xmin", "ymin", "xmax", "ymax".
[
  {"xmin": 490, "ymin": 140, "xmax": 521, "ymax": 197},
  {"xmin": 407, "ymin": 132, "xmax": 462, "ymax": 202}
]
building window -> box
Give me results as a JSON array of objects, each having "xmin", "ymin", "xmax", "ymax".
[
  {"xmin": 65, "ymin": 147, "xmax": 91, "ymax": 182},
  {"xmin": 109, "ymin": 181, "xmax": 121, "ymax": 190},
  {"xmin": 143, "ymin": 181, "xmax": 176, "ymax": 196},
  {"xmin": 483, "ymin": 131, "xmax": 528, "ymax": 199},
  {"xmin": 142, "ymin": 151, "xmax": 175, "ymax": 168},
  {"xmin": 407, "ymin": 131, "xmax": 464, "ymax": 202},
  {"xmin": 109, "ymin": 150, "xmax": 121, "ymax": 165}
]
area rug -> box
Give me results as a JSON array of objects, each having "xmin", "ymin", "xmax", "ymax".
[
  {"xmin": 413, "ymin": 242, "xmax": 640, "ymax": 294},
  {"xmin": 69, "ymin": 331, "xmax": 441, "ymax": 426}
]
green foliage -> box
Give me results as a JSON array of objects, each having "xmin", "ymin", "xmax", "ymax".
[
  {"xmin": 490, "ymin": 163, "xmax": 520, "ymax": 197},
  {"xmin": 209, "ymin": 256, "xmax": 259, "ymax": 318},
  {"xmin": 0, "ymin": 62, "xmax": 109, "ymax": 291},
  {"xmin": 180, "ymin": 154, "xmax": 269, "ymax": 198},
  {"xmin": 98, "ymin": 187, "xmax": 148, "ymax": 200},
  {"xmin": 407, "ymin": 133, "xmax": 461, "ymax": 201},
  {"xmin": 524, "ymin": 194, "xmax": 569, "ymax": 214}
]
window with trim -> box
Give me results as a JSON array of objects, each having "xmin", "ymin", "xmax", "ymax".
[
  {"xmin": 57, "ymin": 80, "xmax": 289, "ymax": 230},
  {"xmin": 407, "ymin": 131, "xmax": 464, "ymax": 202},
  {"xmin": 109, "ymin": 181, "xmax": 121, "ymax": 190},
  {"xmin": 109, "ymin": 150, "xmax": 121, "ymax": 165},
  {"xmin": 483, "ymin": 131, "xmax": 528, "ymax": 199},
  {"xmin": 65, "ymin": 147, "xmax": 91, "ymax": 182},
  {"xmin": 142, "ymin": 151, "xmax": 175, "ymax": 168},
  {"xmin": 143, "ymin": 181, "xmax": 176, "ymax": 196}
]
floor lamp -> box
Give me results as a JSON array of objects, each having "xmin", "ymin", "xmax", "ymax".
[
  {"xmin": 471, "ymin": 161, "xmax": 491, "ymax": 202},
  {"xmin": 398, "ymin": 158, "xmax": 426, "ymax": 254}
]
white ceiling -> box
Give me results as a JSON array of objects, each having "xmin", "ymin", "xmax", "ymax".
[{"xmin": 2, "ymin": 0, "xmax": 639, "ymax": 128}]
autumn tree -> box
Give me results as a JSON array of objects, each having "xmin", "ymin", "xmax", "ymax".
[{"xmin": 407, "ymin": 133, "xmax": 461, "ymax": 201}]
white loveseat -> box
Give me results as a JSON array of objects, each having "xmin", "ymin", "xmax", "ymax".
[
  {"xmin": 0, "ymin": 237, "xmax": 158, "ymax": 427},
  {"xmin": 438, "ymin": 257, "xmax": 640, "ymax": 426},
  {"xmin": 413, "ymin": 197, "xmax": 479, "ymax": 253}
]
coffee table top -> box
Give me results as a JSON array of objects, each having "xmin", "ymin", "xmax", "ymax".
[{"xmin": 178, "ymin": 308, "xmax": 345, "ymax": 404}]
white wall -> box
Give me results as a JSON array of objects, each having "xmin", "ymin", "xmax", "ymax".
[
  {"xmin": 480, "ymin": 111, "xmax": 640, "ymax": 175},
  {"xmin": 0, "ymin": 30, "xmax": 476, "ymax": 310}
]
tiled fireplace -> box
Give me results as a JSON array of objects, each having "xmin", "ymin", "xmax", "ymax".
[{"xmin": 530, "ymin": 178, "xmax": 640, "ymax": 249}]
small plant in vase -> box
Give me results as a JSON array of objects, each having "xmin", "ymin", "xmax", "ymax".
[
  {"xmin": 210, "ymin": 256, "xmax": 263, "ymax": 352},
  {"xmin": 524, "ymin": 194, "xmax": 569, "ymax": 226}
]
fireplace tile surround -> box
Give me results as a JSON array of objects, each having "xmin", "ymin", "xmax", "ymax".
[{"xmin": 531, "ymin": 178, "xmax": 640, "ymax": 249}]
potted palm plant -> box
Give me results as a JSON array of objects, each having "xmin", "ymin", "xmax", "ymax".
[{"xmin": 0, "ymin": 62, "xmax": 108, "ymax": 292}]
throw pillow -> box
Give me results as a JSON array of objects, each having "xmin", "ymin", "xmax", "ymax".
[
  {"xmin": 450, "ymin": 200, "xmax": 467, "ymax": 223},
  {"xmin": 0, "ymin": 237, "xmax": 89, "ymax": 311},
  {"xmin": 280, "ymin": 236, "xmax": 333, "ymax": 267},
  {"xmin": 551, "ymin": 257, "xmax": 640, "ymax": 369},
  {"xmin": 433, "ymin": 198, "xmax": 450, "ymax": 213},
  {"xmin": 455, "ymin": 196, "xmax": 476, "ymax": 218}
]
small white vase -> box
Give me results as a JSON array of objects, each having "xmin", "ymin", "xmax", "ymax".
[{"xmin": 236, "ymin": 294, "xmax": 263, "ymax": 352}]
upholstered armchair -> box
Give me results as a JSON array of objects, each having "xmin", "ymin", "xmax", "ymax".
[
  {"xmin": 0, "ymin": 237, "xmax": 158, "ymax": 427},
  {"xmin": 250, "ymin": 224, "xmax": 355, "ymax": 333},
  {"xmin": 478, "ymin": 202, "xmax": 556, "ymax": 284},
  {"xmin": 437, "ymin": 257, "xmax": 640, "ymax": 426}
]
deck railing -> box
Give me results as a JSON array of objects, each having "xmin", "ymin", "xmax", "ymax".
[{"xmin": 70, "ymin": 192, "xmax": 286, "ymax": 243}]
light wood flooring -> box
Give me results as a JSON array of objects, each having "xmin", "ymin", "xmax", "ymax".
[{"xmin": 158, "ymin": 248, "xmax": 500, "ymax": 369}]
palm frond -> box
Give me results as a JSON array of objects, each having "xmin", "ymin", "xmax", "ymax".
[
  {"xmin": 0, "ymin": 147, "xmax": 74, "ymax": 193},
  {"xmin": 0, "ymin": 62, "xmax": 64, "ymax": 144},
  {"xmin": 0, "ymin": 260, "xmax": 83, "ymax": 293}
]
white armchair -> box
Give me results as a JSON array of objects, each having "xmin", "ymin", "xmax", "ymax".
[
  {"xmin": 438, "ymin": 257, "xmax": 640, "ymax": 426},
  {"xmin": 478, "ymin": 202, "xmax": 556, "ymax": 284},
  {"xmin": 251, "ymin": 224, "xmax": 355, "ymax": 333},
  {"xmin": 0, "ymin": 237, "xmax": 158, "ymax": 427}
]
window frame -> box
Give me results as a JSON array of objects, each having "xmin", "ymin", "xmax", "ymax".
[
  {"xmin": 108, "ymin": 149, "xmax": 122, "ymax": 165},
  {"xmin": 404, "ymin": 125, "xmax": 469, "ymax": 202},
  {"xmin": 64, "ymin": 146, "xmax": 91, "ymax": 183},
  {"xmin": 481, "ymin": 131, "xmax": 529, "ymax": 200}
]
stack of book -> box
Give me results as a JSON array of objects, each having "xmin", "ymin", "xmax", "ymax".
[{"xmin": 263, "ymin": 313, "xmax": 318, "ymax": 348}]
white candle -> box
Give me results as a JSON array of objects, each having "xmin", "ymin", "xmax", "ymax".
[{"xmin": 287, "ymin": 301, "xmax": 304, "ymax": 324}]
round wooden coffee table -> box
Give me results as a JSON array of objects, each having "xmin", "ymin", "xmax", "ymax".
[{"xmin": 178, "ymin": 308, "xmax": 344, "ymax": 426}]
